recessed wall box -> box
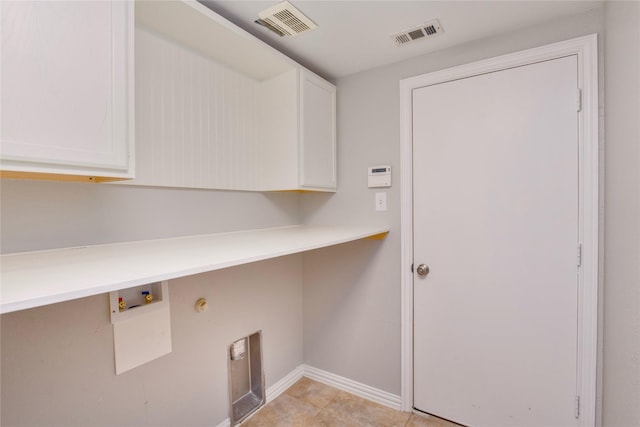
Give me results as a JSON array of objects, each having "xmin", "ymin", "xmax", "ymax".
[
  {"xmin": 368, "ymin": 166, "xmax": 391, "ymax": 188},
  {"xmin": 229, "ymin": 331, "xmax": 265, "ymax": 425},
  {"xmin": 109, "ymin": 281, "xmax": 169, "ymax": 323},
  {"xmin": 109, "ymin": 281, "xmax": 172, "ymax": 374}
]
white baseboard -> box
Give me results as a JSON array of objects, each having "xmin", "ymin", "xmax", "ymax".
[
  {"xmin": 302, "ymin": 364, "xmax": 402, "ymax": 411},
  {"xmin": 267, "ymin": 365, "xmax": 305, "ymax": 403},
  {"xmin": 215, "ymin": 416, "xmax": 231, "ymax": 427},
  {"xmin": 216, "ymin": 364, "xmax": 402, "ymax": 426},
  {"xmin": 215, "ymin": 417, "xmax": 230, "ymax": 427}
]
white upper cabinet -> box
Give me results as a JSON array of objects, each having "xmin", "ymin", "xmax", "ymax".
[
  {"xmin": 299, "ymin": 70, "xmax": 337, "ymax": 191},
  {"xmin": 0, "ymin": 1, "xmax": 134, "ymax": 182},
  {"xmin": 259, "ymin": 68, "xmax": 336, "ymax": 191},
  {"xmin": 129, "ymin": 1, "xmax": 336, "ymax": 192}
]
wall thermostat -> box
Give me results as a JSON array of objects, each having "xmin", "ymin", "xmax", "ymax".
[{"xmin": 368, "ymin": 165, "xmax": 391, "ymax": 188}]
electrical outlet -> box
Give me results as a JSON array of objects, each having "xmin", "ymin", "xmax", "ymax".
[{"xmin": 375, "ymin": 192, "xmax": 387, "ymax": 211}]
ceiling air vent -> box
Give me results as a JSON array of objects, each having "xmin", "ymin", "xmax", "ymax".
[
  {"xmin": 255, "ymin": 1, "xmax": 318, "ymax": 37},
  {"xmin": 391, "ymin": 20, "xmax": 444, "ymax": 46}
]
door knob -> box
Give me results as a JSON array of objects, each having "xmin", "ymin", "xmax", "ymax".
[{"xmin": 416, "ymin": 264, "xmax": 430, "ymax": 277}]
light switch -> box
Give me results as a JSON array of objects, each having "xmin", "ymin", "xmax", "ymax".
[{"xmin": 375, "ymin": 192, "xmax": 387, "ymax": 211}]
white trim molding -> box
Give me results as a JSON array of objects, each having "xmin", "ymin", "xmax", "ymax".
[
  {"xmin": 303, "ymin": 365, "xmax": 402, "ymax": 411},
  {"xmin": 267, "ymin": 365, "xmax": 306, "ymax": 403},
  {"xmin": 399, "ymin": 34, "xmax": 600, "ymax": 426}
]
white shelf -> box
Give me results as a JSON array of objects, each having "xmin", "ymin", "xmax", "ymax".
[{"xmin": 0, "ymin": 225, "xmax": 389, "ymax": 314}]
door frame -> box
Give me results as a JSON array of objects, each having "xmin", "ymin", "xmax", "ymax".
[{"xmin": 399, "ymin": 34, "xmax": 599, "ymax": 426}]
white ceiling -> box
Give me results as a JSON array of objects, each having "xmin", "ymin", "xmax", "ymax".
[{"xmin": 199, "ymin": 0, "xmax": 602, "ymax": 81}]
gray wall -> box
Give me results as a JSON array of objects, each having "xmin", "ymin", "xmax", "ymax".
[
  {"xmin": 602, "ymin": 2, "xmax": 640, "ymax": 426},
  {"xmin": 0, "ymin": 182, "xmax": 306, "ymax": 425},
  {"xmin": 1, "ymin": 256, "xmax": 303, "ymax": 426},
  {"xmin": 0, "ymin": 180, "xmax": 300, "ymax": 253},
  {"xmin": 303, "ymin": 3, "xmax": 639, "ymax": 426}
]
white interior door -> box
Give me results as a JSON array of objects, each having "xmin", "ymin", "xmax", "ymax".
[{"xmin": 413, "ymin": 55, "xmax": 579, "ymax": 427}]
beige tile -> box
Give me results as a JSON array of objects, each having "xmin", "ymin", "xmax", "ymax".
[
  {"xmin": 241, "ymin": 377, "xmax": 442, "ymax": 427},
  {"xmin": 241, "ymin": 393, "xmax": 321, "ymax": 427},
  {"xmin": 407, "ymin": 412, "xmax": 463, "ymax": 427},
  {"xmin": 322, "ymin": 390, "xmax": 411, "ymax": 427},
  {"xmin": 310, "ymin": 409, "xmax": 362, "ymax": 427},
  {"xmin": 285, "ymin": 377, "xmax": 342, "ymax": 409}
]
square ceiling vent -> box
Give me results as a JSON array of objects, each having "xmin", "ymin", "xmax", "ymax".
[
  {"xmin": 391, "ymin": 20, "xmax": 444, "ymax": 46},
  {"xmin": 256, "ymin": 1, "xmax": 318, "ymax": 37}
]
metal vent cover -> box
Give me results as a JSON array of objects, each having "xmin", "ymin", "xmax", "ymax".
[
  {"xmin": 392, "ymin": 19, "xmax": 444, "ymax": 46},
  {"xmin": 257, "ymin": 1, "xmax": 317, "ymax": 37}
]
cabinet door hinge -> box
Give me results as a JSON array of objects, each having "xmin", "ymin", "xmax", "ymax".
[
  {"xmin": 577, "ymin": 244, "xmax": 582, "ymax": 267},
  {"xmin": 575, "ymin": 395, "xmax": 581, "ymax": 418},
  {"xmin": 577, "ymin": 88, "xmax": 582, "ymax": 112}
]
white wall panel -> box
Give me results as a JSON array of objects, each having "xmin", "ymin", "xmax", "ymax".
[
  {"xmin": 128, "ymin": 29, "xmax": 259, "ymax": 190},
  {"xmin": 257, "ymin": 70, "xmax": 299, "ymax": 190}
]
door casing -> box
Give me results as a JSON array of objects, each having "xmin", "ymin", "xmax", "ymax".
[{"xmin": 399, "ymin": 34, "xmax": 599, "ymax": 426}]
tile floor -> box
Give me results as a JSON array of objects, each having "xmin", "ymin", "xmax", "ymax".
[{"xmin": 240, "ymin": 377, "xmax": 462, "ymax": 427}]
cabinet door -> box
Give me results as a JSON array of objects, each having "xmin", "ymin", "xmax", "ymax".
[
  {"xmin": 299, "ymin": 70, "xmax": 336, "ymax": 190},
  {"xmin": 0, "ymin": 1, "xmax": 133, "ymax": 180}
]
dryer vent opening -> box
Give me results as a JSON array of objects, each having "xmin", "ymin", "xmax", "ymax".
[{"xmin": 228, "ymin": 331, "xmax": 265, "ymax": 425}]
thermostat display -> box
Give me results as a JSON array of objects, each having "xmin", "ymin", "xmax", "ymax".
[{"xmin": 368, "ymin": 165, "xmax": 391, "ymax": 188}]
